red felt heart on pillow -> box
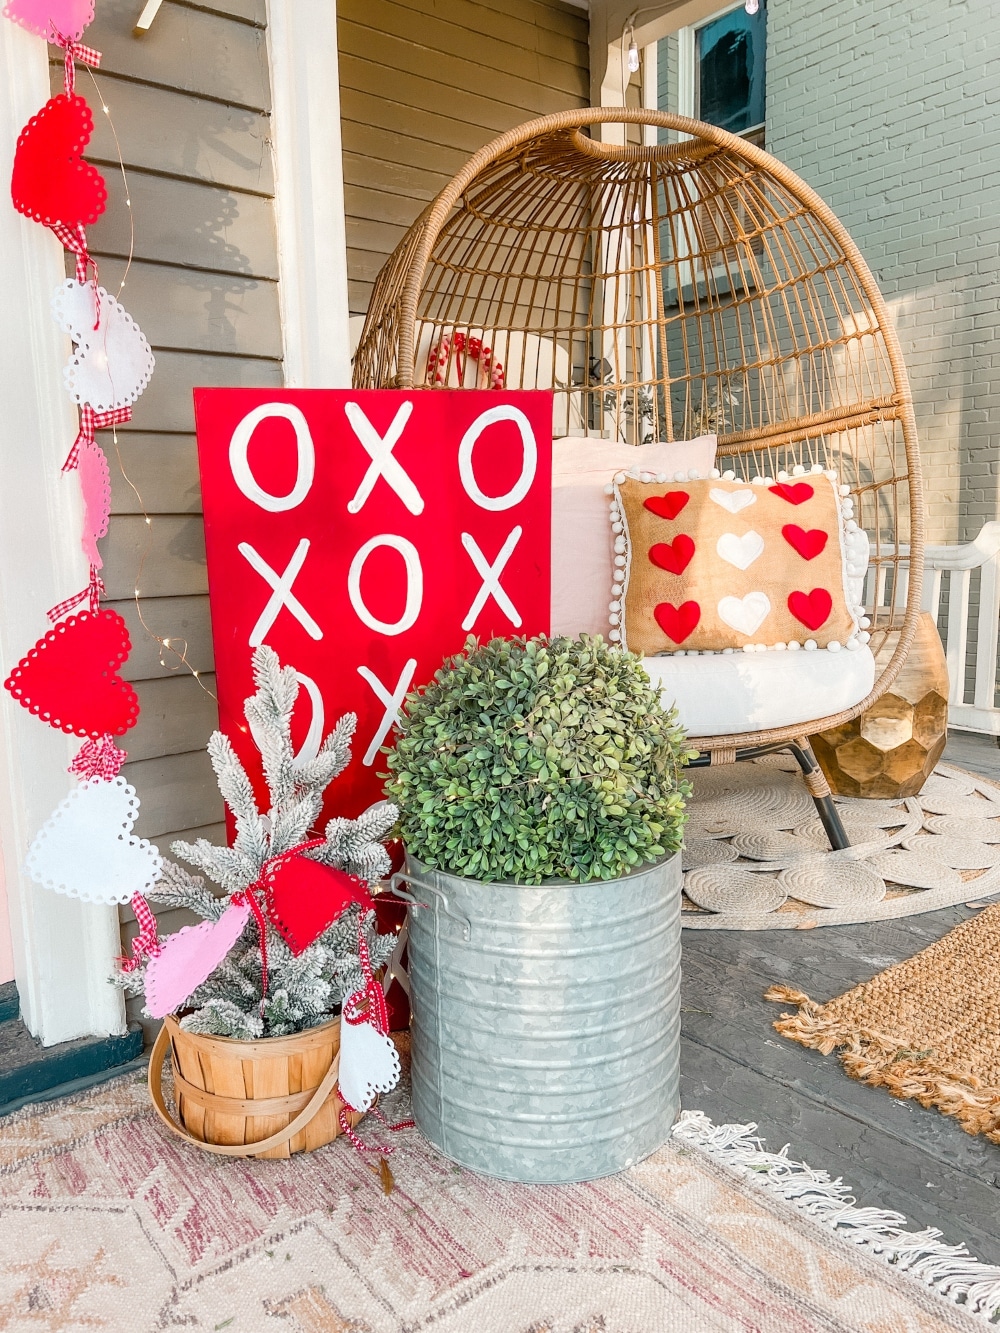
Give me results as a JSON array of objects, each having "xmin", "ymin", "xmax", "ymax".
[
  {"xmin": 264, "ymin": 854, "xmax": 370, "ymax": 956},
  {"xmin": 644, "ymin": 491, "xmax": 689, "ymax": 521},
  {"xmin": 782, "ymin": 524, "xmax": 828, "ymax": 561},
  {"xmin": 788, "ymin": 588, "xmax": 833, "ymax": 631},
  {"xmin": 649, "ymin": 535, "xmax": 695, "ymax": 575},
  {"xmin": 654, "ymin": 601, "xmax": 701, "ymax": 643},
  {"xmin": 768, "ymin": 482, "xmax": 814, "ymax": 506},
  {"xmin": 4, "ymin": 610, "xmax": 139, "ymax": 738},
  {"xmin": 11, "ymin": 94, "xmax": 107, "ymax": 229}
]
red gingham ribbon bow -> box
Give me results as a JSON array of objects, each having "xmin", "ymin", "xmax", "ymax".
[
  {"xmin": 64, "ymin": 404, "xmax": 132, "ymax": 472},
  {"xmin": 117, "ymin": 892, "xmax": 161, "ymax": 973},
  {"xmin": 48, "ymin": 221, "xmax": 98, "ymax": 288},
  {"xmin": 47, "ymin": 565, "xmax": 104, "ymax": 622},
  {"xmin": 69, "ymin": 733, "xmax": 127, "ymax": 781},
  {"xmin": 52, "ymin": 30, "xmax": 102, "ymax": 97}
]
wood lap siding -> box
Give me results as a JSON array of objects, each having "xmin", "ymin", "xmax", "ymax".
[
  {"xmin": 48, "ymin": 0, "xmax": 282, "ymax": 996},
  {"xmin": 338, "ymin": 0, "xmax": 590, "ymax": 317}
]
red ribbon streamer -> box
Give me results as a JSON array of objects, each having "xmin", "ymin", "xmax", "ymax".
[
  {"xmin": 52, "ymin": 29, "xmax": 102, "ymax": 97},
  {"xmin": 117, "ymin": 891, "xmax": 161, "ymax": 973},
  {"xmin": 342, "ymin": 915, "xmax": 390, "ymax": 1037},
  {"xmin": 64, "ymin": 405, "xmax": 132, "ymax": 472},
  {"xmin": 47, "ymin": 565, "xmax": 104, "ymax": 622}
]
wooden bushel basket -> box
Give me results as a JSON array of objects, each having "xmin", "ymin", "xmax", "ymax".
[{"xmin": 148, "ymin": 1014, "xmax": 362, "ymax": 1159}]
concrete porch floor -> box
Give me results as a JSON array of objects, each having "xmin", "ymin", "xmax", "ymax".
[{"xmin": 681, "ymin": 729, "xmax": 1000, "ymax": 1267}]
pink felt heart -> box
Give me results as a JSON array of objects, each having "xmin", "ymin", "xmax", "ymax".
[
  {"xmin": 3, "ymin": 0, "xmax": 94, "ymax": 42},
  {"xmin": 145, "ymin": 901, "xmax": 251, "ymax": 1020},
  {"xmin": 78, "ymin": 440, "xmax": 110, "ymax": 568}
]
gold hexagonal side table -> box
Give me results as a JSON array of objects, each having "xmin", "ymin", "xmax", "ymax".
[{"xmin": 811, "ymin": 613, "xmax": 949, "ymax": 799}]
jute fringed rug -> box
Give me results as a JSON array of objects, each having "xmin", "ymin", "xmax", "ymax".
[
  {"xmin": 767, "ymin": 902, "xmax": 1000, "ymax": 1143},
  {"xmin": 2, "ymin": 1070, "xmax": 1000, "ymax": 1330}
]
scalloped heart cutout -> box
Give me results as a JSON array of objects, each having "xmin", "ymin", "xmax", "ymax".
[
  {"xmin": 11, "ymin": 95, "xmax": 106, "ymax": 229},
  {"xmin": 338, "ymin": 1014, "xmax": 401, "ymax": 1113},
  {"xmin": 264, "ymin": 854, "xmax": 371, "ymax": 956},
  {"xmin": 26, "ymin": 777, "xmax": 162, "ymax": 905},
  {"xmin": 3, "ymin": 609, "xmax": 139, "ymax": 738},
  {"xmin": 145, "ymin": 901, "xmax": 251, "ymax": 1020},
  {"xmin": 79, "ymin": 440, "xmax": 110, "ymax": 568},
  {"xmin": 3, "ymin": 0, "xmax": 95, "ymax": 41},
  {"xmin": 52, "ymin": 280, "xmax": 155, "ymax": 411}
]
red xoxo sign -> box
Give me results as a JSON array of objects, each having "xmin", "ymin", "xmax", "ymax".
[{"xmin": 194, "ymin": 390, "xmax": 552, "ymax": 818}]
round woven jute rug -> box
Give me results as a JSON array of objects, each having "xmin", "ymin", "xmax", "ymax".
[{"xmin": 682, "ymin": 761, "xmax": 1000, "ymax": 929}]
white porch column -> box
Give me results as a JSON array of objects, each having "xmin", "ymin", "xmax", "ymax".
[
  {"xmin": 0, "ymin": 21, "xmax": 125, "ymax": 1042},
  {"xmin": 266, "ymin": 0, "xmax": 352, "ymax": 388}
]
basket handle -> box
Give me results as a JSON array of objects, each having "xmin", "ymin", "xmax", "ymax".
[{"xmin": 147, "ymin": 1022, "xmax": 344, "ymax": 1158}]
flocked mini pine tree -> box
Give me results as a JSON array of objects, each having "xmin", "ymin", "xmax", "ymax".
[{"xmin": 116, "ymin": 646, "xmax": 398, "ymax": 1040}]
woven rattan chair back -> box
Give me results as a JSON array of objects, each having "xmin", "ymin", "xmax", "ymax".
[{"xmin": 354, "ymin": 109, "xmax": 924, "ymax": 803}]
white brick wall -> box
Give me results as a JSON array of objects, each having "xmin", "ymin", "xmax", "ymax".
[{"xmin": 766, "ymin": 0, "xmax": 1000, "ymax": 543}]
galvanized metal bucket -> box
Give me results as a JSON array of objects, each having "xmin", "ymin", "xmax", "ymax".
[{"xmin": 388, "ymin": 852, "xmax": 682, "ymax": 1184}]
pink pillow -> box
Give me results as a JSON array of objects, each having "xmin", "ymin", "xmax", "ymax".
[{"xmin": 550, "ymin": 435, "xmax": 718, "ymax": 637}]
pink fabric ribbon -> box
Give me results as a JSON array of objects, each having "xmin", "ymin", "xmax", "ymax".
[
  {"xmin": 117, "ymin": 891, "xmax": 161, "ymax": 973},
  {"xmin": 64, "ymin": 404, "xmax": 132, "ymax": 472}
]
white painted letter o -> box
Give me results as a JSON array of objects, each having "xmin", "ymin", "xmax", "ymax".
[
  {"xmin": 229, "ymin": 403, "xmax": 315, "ymax": 512},
  {"xmin": 458, "ymin": 406, "xmax": 537, "ymax": 511},
  {"xmin": 348, "ymin": 535, "xmax": 423, "ymax": 637}
]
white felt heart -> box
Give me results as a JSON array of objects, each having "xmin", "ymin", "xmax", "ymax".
[
  {"xmin": 710, "ymin": 487, "xmax": 757, "ymax": 514},
  {"xmin": 718, "ymin": 592, "xmax": 771, "ymax": 636},
  {"xmin": 52, "ymin": 279, "xmax": 155, "ymax": 411},
  {"xmin": 26, "ymin": 776, "xmax": 162, "ymax": 905},
  {"xmin": 145, "ymin": 901, "xmax": 251, "ymax": 1019},
  {"xmin": 716, "ymin": 530, "xmax": 764, "ymax": 570},
  {"xmin": 338, "ymin": 1013, "xmax": 401, "ymax": 1112}
]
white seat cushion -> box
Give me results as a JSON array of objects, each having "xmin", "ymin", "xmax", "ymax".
[{"xmin": 642, "ymin": 645, "xmax": 876, "ymax": 739}]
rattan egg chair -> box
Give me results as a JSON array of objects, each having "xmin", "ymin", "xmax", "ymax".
[{"xmin": 354, "ymin": 108, "xmax": 924, "ymax": 849}]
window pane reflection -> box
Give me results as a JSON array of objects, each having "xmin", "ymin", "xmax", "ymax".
[{"xmin": 696, "ymin": 4, "xmax": 766, "ymax": 135}]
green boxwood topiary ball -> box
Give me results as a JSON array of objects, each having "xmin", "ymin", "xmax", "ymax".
[{"xmin": 384, "ymin": 635, "xmax": 695, "ymax": 885}]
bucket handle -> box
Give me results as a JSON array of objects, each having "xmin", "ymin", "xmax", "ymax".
[
  {"xmin": 147, "ymin": 1021, "xmax": 346, "ymax": 1157},
  {"xmin": 386, "ymin": 870, "xmax": 472, "ymax": 941}
]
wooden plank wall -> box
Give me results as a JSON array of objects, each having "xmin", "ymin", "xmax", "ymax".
[
  {"xmin": 49, "ymin": 0, "xmax": 283, "ymax": 1005},
  {"xmin": 338, "ymin": 0, "xmax": 591, "ymax": 317}
]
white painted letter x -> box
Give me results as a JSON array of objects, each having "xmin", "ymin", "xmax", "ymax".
[
  {"xmin": 461, "ymin": 527, "xmax": 523, "ymax": 631},
  {"xmin": 345, "ymin": 400, "xmax": 424, "ymax": 515},
  {"xmin": 238, "ymin": 538, "xmax": 324, "ymax": 646},
  {"xmin": 357, "ymin": 658, "xmax": 418, "ymax": 766}
]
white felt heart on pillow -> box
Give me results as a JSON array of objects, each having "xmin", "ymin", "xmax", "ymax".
[
  {"xmin": 710, "ymin": 487, "xmax": 756, "ymax": 514},
  {"xmin": 718, "ymin": 592, "xmax": 771, "ymax": 636},
  {"xmin": 26, "ymin": 776, "xmax": 162, "ymax": 904},
  {"xmin": 51, "ymin": 279, "xmax": 155, "ymax": 411},
  {"xmin": 145, "ymin": 901, "xmax": 251, "ymax": 1019},
  {"xmin": 716, "ymin": 531, "xmax": 764, "ymax": 570},
  {"xmin": 338, "ymin": 1013, "xmax": 401, "ymax": 1112}
]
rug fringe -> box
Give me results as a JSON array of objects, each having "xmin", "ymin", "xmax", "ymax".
[
  {"xmin": 673, "ymin": 1110, "xmax": 1000, "ymax": 1322},
  {"xmin": 763, "ymin": 985, "xmax": 1000, "ymax": 1143}
]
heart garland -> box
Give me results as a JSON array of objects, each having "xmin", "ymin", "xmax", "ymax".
[
  {"xmin": 52, "ymin": 279, "xmax": 155, "ymax": 412},
  {"xmin": 26, "ymin": 776, "xmax": 162, "ymax": 904},
  {"xmin": 11, "ymin": 94, "xmax": 106, "ymax": 229},
  {"xmin": 144, "ymin": 901, "xmax": 252, "ymax": 1020},
  {"xmin": 263, "ymin": 852, "xmax": 371, "ymax": 957},
  {"xmin": 78, "ymin": 439, "xmax": 110, "ymax": 567},
  {"xmin": 3, "ymin": 609, "xmax": 140, "ymax": 738},
  {"xmin": 3, "ymin": 0, "xmax": 95, "ymax": 42}
]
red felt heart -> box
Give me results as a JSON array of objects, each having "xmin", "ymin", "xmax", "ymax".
[
  {"xmin": 653, "ymin": 601, "xmax": 701, "ymax": 643},
  {"xmin": 768, "ymin": 482, "xmax": 814, "ymax": 506},
  {"xmin": 4, "ymin": 610, "xmax": 139, "ymax": 738},
  {"xmin": 264, "ymin": 854, "xmax": 370, "ymax": 956},
  {"xmin": 11, "ymin": 94, "xmax": 107, "ymax": 229},
  {"xmin": 788, "ymin": 588, "xmax": 833, "ymax": 631},
  {"xmin": 649, "ymin": 535, "xmax": 695, "ymax": 575},
  {"xmin": 782, "ymin": 524, "xmax": 828, "ymax": 561},
  {"xmin": 644, "ymin": 491, "xmax": 690, "ymax": 521}
]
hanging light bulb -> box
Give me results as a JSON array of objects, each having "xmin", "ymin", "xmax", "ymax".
[
  {"xmin": 744, "ymin": 0, "xmax": 759, "ymax": 12},
  {"xmin": 627, "ymin": 35, "xmax": 640, "ymax": 74}
]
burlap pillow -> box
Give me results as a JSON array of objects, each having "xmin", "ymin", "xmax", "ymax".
[{"xmin": 609, "ymin": 464, "xmax": 869, "ymax": 657}]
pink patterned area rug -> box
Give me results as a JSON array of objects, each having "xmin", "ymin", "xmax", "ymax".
[{"xmin": 0, "ymin": 1069, "xmax": 986, "ymax": 1333}]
